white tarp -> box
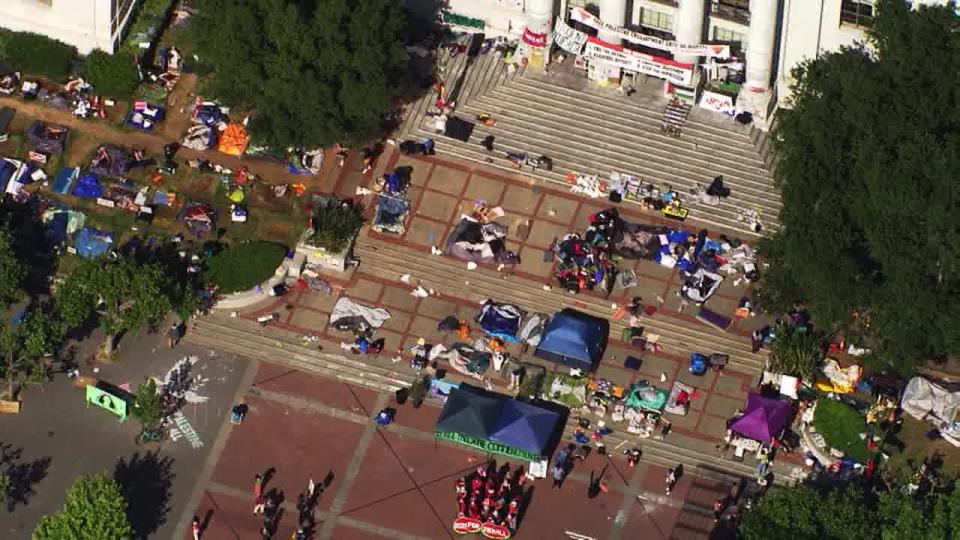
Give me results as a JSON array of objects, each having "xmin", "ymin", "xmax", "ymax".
[
  {"xmin": 330, "ymin": 297, "xmax": 391, "ymax": 329},
  {"xmin": 901, "ymin": 376, "xmax": 960, "ymax": 424}
]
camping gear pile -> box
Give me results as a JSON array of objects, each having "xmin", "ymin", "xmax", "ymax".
[
  {"xmin": 89, "ymin": 145, "xmax": 154, "ymax": 177},
  {"xmin": 180, "ymin": 203, "xmax": 216, "ymax": 237},
  {"xmin": 183, "ymin": 100, "xmax": 248, "ymax": 156},
  {"xmin": 0, "ymin": 158, "xmax": 43, "ymax": 199},
  {"xmin": 372, "ymin": 168, "xmax": 412, "ymax": 235},
  {"xmin": 286, "ymin": 148, "xmax": 323, "ymax": 174},
  {"xmin": 900, "ymin": 376, "xmax": 960, "ymax": 446},
  {"xmin": 126, "ymin": 101, "xmax": 166, "ymax": 131},
  {"xmin": 140, "ymin": 46, "xmax": 183, "ymax": 99},
  {"xmin": 26, "ymin": 121, "xmax": 68, "ymax": 155},
  {"xmin": 445, "ymin": 201, "xmax": 515, "ymax": 263},
  {"xmin": 0, "ymin": 70, "xmax": 19, "ymax": 96}
]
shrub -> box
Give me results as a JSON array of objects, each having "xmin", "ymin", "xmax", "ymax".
[
  {"xmin": 813, "ymin": 397, "xmax": 869, "ymax": 462},
  {"xmin": 768, "ymin": 323, "xmax": 827, "ymax": 381},
  {"xmin": 203, "ymin": 241, "xmax": 286, "ymax": 294},
  {"xmin": 4, "ymin": 32, "xmax": 77, "ymax": 80},
  {"xmin": 304, "ymin": 200, "xmax": 362, "ymax": 253},
  {"xmin": 84, "ymin": 50, "xmax": 140, "ymax": 98}
]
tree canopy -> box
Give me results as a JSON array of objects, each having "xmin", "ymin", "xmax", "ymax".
[
  {"xmin": 33, "ymin": 473, "xmax": 133, "ymax": 540},
  {"xmin": 57, "ymin": 256, "xmax": 171, "ymax": 353},
  {"xmin": 192, "ymin": 0, "xmax": 409, "ymax": 148},
  {"xmin": 0, "ymin": 227, "xmax": 25, "ymax": 305},
  {"xmin": 84, "ymin": 50, "xmax": 140, "ymax": 98},
  {"xmin": 758, "ymin": 0, "xmax": 960, "ymax": 370}
]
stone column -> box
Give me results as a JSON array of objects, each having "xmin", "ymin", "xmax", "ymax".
[
  {"xmin": 674, "ymin": 0, "xmax": 707, "ymax": 65},
  {"xmin": 525, "ymin": 0, "xmax": 555, "ymax": 34},
  {"xmin": 736, "ymin": 0, "xmax": 780, "ymax": 128},
  {"xmin": 744, "ymin": 0, "xmax": 778, "ymax": 91},
  {"xmin": 597, "ymin": 0, "xmax": 628, "ymax": 43}
]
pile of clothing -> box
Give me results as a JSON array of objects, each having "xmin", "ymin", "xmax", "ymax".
[{"xmin": 445, "ymin": 217, "xmax": 511, "ymax": 263}]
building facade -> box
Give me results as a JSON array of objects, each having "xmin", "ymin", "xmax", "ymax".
[
  {"xmin": 440, "ymin": 0, "xmax": 956, "ymax": 122},
  {"xmin": 0, "ymin": 0, "xmax": 140, "ymax": 54}
]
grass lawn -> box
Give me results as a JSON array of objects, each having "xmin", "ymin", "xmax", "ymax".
[
  {"xmin": 814, "ymin": 396, "xmax": 870, "ymax": 462},
  {"xmin": 882, "ymin": 414, "xmax": 960, "ymax": 478},
  {"xmin": 202, "ymin": 240, "xmax": 287, "ymax": 294}
]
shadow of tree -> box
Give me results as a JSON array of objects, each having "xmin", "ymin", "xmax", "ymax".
[
  {"xmin": 0, "ymin": 442, "xmax": 52, "ymax": 512},
  {"xmin": 113, "ymin": 451, "xmax": 175, "ymax": 539}
]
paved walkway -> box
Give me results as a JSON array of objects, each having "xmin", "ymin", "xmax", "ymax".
[{"xmin": 182, "ymin": 365, "xmax": 737, "ymax": 539}]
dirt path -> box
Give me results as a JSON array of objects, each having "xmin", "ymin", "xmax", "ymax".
[{"xmin": 0, "ymin": 95, "xmax": 347, "ymax": 191}]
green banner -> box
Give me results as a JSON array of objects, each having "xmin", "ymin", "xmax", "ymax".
[
  {"xmin": 435, "ymin": 431, "xmax": 541, "ymax": 462},
  {"xmin": 442, "ymin": 11, "xmax": 486, "ymax": 30},
  {"xmin": 85, "ymin": 384, "xmax": 128, "ymax": 422}
]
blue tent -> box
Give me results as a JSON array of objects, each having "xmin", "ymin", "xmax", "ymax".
[
  {"xmin": 72, "ymin": 173, "xmax": 103, "ymax": 199},
  {"xmin": 535, "ymin": 309, "xmax": 609, "ymax": 372},
  {"xmin": 488, "ymin": 399, "xmax": 561, "ymax": 456},
  {"xmin": 74, "ymin": 227, "xmax": 113, "ymax": 259},
  {"xmin": 434, "ymin": 386, "xmax": 502, "ymax": 439}
]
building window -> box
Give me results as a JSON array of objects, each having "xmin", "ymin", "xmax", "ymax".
[
  {"xmin": 840, "ymin": 0, "xmax": 874, "ymax": 26},
  {"xmin": 711, "ymin": 0, "xmax": 750, "ymax": 25},
  {"xmin": 640, "ymin": 8, "xmax": 674, "ymax": 33},
  {"xmin": 712, "ymin": 26, "xmax": 746, "ymax": 44}
]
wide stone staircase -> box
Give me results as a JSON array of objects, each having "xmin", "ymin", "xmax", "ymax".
[
  {"xmin": 353, "ymin": 233, "xmax": 767, "ymax": 375},
  {"xmin": 400, "ymin": 51, "xmax": 781, "ymax": 237},
  {"xmin": 186, "ymin": 313, "xmax": 792, "ymax": 485}
]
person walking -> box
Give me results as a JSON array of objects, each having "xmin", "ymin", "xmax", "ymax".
[
  {"xmin": 713, "ymin": 499, "xmax": 723, "ymax": 523},
  {"xmin": 191, "ymin": 516, "xmax": 201, "ymax": 540},
  {"xmin": 665, "ymin": 468, "xmax": 677, "ymax": 496},
  {"xmin": 254, "ymin": 474, "xmax": 263, "ymax": 499},
  {"xmin": 307, "ymin": 476, "xmax": 316, "ymax": 499},
  {"xmin": 253, "ymin": 494, "xmax": 266, "ymax": 515},
  {"xmin": 551, "ymin": 462, "xmax": 565, "ymax": 488},
  {"xmin": 167, "ymin": 323, "xmax": 180, "ymax": 348}
]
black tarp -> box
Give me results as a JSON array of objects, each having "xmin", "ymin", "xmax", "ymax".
[{"xmin": 434, "ymin": 386, "xmax": 503, "ymax": 439}]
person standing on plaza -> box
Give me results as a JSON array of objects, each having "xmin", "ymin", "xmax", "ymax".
[
  {"xmin": 713, "ymin": 499, "xmax": 724, "ymax": 523},
  {"xmin": 254, "ymin": 474, "xmax": 263, "ymax": 499},
  {"xmin": 253, "ymin": 493, "xmax": 266, "ymax": 515},
  {"xmin": 665, "ymin": 468, "xmax": 677, "ymax": 495},
  {"xmin": 307, "ymin": 476, "xmax": 316, "ymax": 499},
  {"xmin": 191, "ymin": 516, "xmax": 201, "ymax": 540},
  {"xmin": 551, "ymin": 462, "xmax": 565, "ymax": 488}
]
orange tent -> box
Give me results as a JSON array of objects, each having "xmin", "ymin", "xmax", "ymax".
[{"xmin": 218, "ymin": 124, "xmax": 249, "ymax": 156}]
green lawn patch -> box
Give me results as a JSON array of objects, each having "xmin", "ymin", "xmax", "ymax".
[
  {"xmin": 814, "ymin": 397, "xmax": 869, "ymax": 462},
  {"xmin": 203, "ymin": 241, "xmax": 286, "ymax": 294}
]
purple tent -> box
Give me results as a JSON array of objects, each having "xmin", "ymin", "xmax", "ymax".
[{"xmin": 729, "ymin": 393, "xmax": 792, "ymax": 443}]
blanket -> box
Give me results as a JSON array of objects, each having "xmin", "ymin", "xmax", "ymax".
[
  {"xmin": 329, "ymin": 297, "xmax": 391, "ymax": 332},
  {"xmin": 444, "ymin": 216, "xmax": 508, "ymax": 262},
  {"xmin": 372, "ymin": 195, "xmax": 410, "ymax": 235}
]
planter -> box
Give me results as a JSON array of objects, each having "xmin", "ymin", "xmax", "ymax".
[{"xmin": 295, "ymin": 229, "xmax": 357, "ymax": 272}]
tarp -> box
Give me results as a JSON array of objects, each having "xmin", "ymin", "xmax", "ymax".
[
  {"xmin": 72, "ymin": 173, "xmax": 103, "ymax": 198},
  {"xmin": 901, "ymin": 377, "xmax": 960, "ymax": 424},
  {"xmin": 624, "ymin": 381, "xmax": 668, "ymax": 412},
  {"xmin": 488, "ymin": 399, "xmax": 561, "ymax": 455},
  {"xmin": 372, "ymin": 194, "xmax": 410, "ymax": 235},
  {"xmin": 73, "ymin": 227, "xmax": 113, "ymax": 259},
  {"xmin": 329, "ymin": 297, "xmax": 391, "ymax": 331},
  {"xmin": 182, "ymin": 124, "xmax": 217, "ymax": 151},
  {"xmin": 218, "ymin": 124, "xmax": 249, "ymax": 156},
  {"xmin": 435, "ymin": 386, "xmax": 503, "ymax": 440},
  {"xmin": 52, "ymin": 167, "xmax": 79, "ymax": 194},
  {"xmin": 477, "ymin": 300, "xmax": 524, "ymax": 341},
  {"xmin": 26, "ymin": 121, "xmax": 68, "ymax": 154},
  {"xmin": 729, "ymin": 393, "xmax": 792, "ymax": 443},
  {"xmin": 535, "ymin": 309, "xmax": 608, "ymax": 372}
]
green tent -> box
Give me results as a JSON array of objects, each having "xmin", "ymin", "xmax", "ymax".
[{"xmin": 624, "ymin": 382, "xmax": 668, "ymax": 412}]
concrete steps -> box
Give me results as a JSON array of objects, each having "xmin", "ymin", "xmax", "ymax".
[
  {"xmin": 353, "ymin": 235, "xmax": 767, "ymax": 374},
  {"xmin": 185, "ymin": 314, "xmax": 791, "ymax": 484},
  {"xmin": 455, "ymin": 95, "xmax": 780, "ymax": 223}
]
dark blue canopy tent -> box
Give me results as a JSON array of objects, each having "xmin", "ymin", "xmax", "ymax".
[
  {"xmin": 535, "ymin": 309, "xmax": 608, "ymax": 372},
  {"xmin": 489, "ymin": 399, "xmax": 561, "ymax": 456}
]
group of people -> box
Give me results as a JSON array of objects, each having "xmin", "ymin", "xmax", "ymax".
[
  {"xmin": 455, "ymin": 463, "xmax": 525, "ymax": 533},
  {"xmin": 251, "ymin": 472, "xmax": 322, "ymax": 540}
]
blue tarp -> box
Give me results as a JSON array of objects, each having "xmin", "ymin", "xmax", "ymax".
[
  {"xmin": 52, "ymin": 167, "xmax": 79, "ymax": 194},
  {"xmin": 72, "ymin": 173, "xmax": 103, "ymax": 198},
  {"xmin": 194, "ymin": 104, "xmax": 225, "ymax": 126},
  {"xmin": 126, "ymin": 106, "xmax": 165, "ymax": 131},
  {"xmin": 476, "ymin": 300, "xmax": 524, "ymax": 342},
  {"xmin": 488, "ymin": 399, "xmax": 561, "ymax": 455},
  {"xmin": 46, "ymin": 211, "xmax": 68, "ymax": 247},
  {"xmin": 74, "ymin": 227, "xmax": 113, "ymax": 259},
  {"xmin": 535, "ymin": 309, "xmax": 609, "ymax": 372},
  {"xmin": 0, "ymin": 159, "xmax": 16, "ymax": 191}
]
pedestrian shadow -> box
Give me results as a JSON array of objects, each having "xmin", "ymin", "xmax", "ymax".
[
  {"xmin": 113, "ymin": 450, "xmax": 175, "ymax": 539},
  {"xmin": 0, "ymin": 442, "xmax": 52, "ymax": 512}
]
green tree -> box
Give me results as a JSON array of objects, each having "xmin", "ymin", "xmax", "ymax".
[
  {"xmin": 739, "ymin": 485, "xmax": 876, "ymax": 540},
  {"xmin": 131, "ymin": 378, "xmax": 162, "ymax": 434},
  {"xmin": 0, "ymin": 227, "xmax": 25, "ymax": 305},
  {"xmin": 4, "ymin": 32, "xmax": 77, "ymax": 80},
  {"xmin": 758, "ymin": 0, "xmax": 960, "ymax": 370},
  {"xmin": 0, "ymin": 306, "xmax": 63, "ymax": 398},
  {"xmin": 57, "ymin": 257, "xmax": 171, "ymax": 355},
  {"xmin": 192, "ymin": 0, "xmax": 409, "ymax": 148},
  {"xmin": 84, "ymin": 49, "xmax": 140, "ymax": 98},
  {"xmin": 33, "ymin": 473, "xmax": 133, "ymax": 540}
]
